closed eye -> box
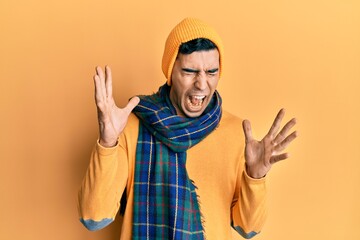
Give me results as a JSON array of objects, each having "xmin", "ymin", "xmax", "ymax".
[
  {"xmin": 182, "ymin": 68, "xmax": 199, "ymax": 74},
  {"xmin": 207, "ymin": 68, "xmax": 219, "ymax": 75}
]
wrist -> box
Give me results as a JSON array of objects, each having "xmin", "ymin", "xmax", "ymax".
[
  {"xmin": 246, "ymin": 164, "xmax": 266, "ymax": 179},
  {"xmin": 99, "ymin": 138, "xmax": 118, "ymax": 148}
]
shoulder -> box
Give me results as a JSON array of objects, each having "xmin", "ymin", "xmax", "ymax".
[
  {"xmin": 127, "ymin": 113, "xmax": 140, "ymax": 128},
  {"xmin": 214, "ymin": 109, "xmax": 245, "ymax": 142},
  {"xmin": 204, "ymin": 110, "xmax": 245, "ymax": 142},
  {"xmin": 119, "ymin": 113, "xmax": 140, "ymax": 145},
  {"xmin": 219, "ymin": 110, "xmax": 244, "ymax": 132},
  {"xmin": 124, "ymin": 113, "xmax": 140, "ymax": 135},
  {"xmin": 220, "ymin": 110, "xmax": 243, "ymax": 124}
]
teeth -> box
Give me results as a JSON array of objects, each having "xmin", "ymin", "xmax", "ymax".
[
  {"xmin": 194, "ymin": 95, "xmax": 205, "ymax": 100},
  {"xmin": 188, "ymin": 95, "xmax": 206, "ymax": 107}
]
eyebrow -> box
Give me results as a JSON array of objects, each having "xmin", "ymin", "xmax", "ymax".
[{"xmin": 182, "ymin": 68, "xmax": 219, "ymax": 73}]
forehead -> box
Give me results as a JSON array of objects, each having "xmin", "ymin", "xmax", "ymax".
[{"xmin": 176, "ymin": 49, "xmax": 220, "ymax": 68}]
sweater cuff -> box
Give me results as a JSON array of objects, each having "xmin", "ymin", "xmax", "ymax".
[
  {"xmin": 243, "ymin": 166, "xmax": 267, "ymax": 185},
  {"xmin": 96, "ymin": 139, "xmax": 119, "ymax": 156}
]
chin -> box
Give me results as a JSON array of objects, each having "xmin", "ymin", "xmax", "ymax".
[{"xmin": 184, "ymin": 112, "xmax": 202, "ymax": 118}]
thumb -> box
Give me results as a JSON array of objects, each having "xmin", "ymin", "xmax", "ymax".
[
  {"xmin": 124, "ymin": 96, "xmax": 140, "ymax": 113},
  {"xmin": 242, "ymin": 119, "xmax": 253, "ymax": 143}
]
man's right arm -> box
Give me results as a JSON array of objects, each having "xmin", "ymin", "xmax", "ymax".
[
  {"xmin": 77, "ymin": 66, "xmax": 139, "ymax": 231},
  {"xmin": 77, "ymin": 140, "xmax": 128, "ymax": 231}
]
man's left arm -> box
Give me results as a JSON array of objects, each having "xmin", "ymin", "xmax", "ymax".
[
  {"xmin": 231, "ymin": 108, "xmax": 298, "ymax": 239},
  {"xmin": 231, "ymin": 162, "xmax": 267, "ymax": 239}
]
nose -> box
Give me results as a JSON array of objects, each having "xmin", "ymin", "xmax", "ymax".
[{"xmin": 194, "ymin": 71, "xmax": 207, "ymax": 90}]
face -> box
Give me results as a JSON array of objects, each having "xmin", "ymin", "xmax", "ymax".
[{"xmin": 169, "ymin": 49, "xmax": 220, "ymax": 118}]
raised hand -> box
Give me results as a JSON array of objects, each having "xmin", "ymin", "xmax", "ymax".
[
  {"xmin": 94, "ymin": 66, "xmax": 140, "ymax": 147},
  {"xmin": 242, "ymin": 109, "xmax": 298, "ymax": 179}
]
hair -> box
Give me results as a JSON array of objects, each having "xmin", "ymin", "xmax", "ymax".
[{"xmin": 178, "ymin": 38, "xmax": 218, "ymax": 55}]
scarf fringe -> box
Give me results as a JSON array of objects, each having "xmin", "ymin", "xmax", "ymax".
[{"xmin": 191, "ymin": 179, "xmax": 207, "ymax": 240}]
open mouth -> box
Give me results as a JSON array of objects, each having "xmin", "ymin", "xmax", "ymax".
[{"xmin": 187, "ymin": 95, "xmax": 206, "ymax": 109}]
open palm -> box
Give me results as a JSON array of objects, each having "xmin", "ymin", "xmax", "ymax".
[
  {"xmin": 94, "ymin": 66, "xmax": 139, "ymax": 147},
  {"xmin": 242, "ymin": 109, "xmax": 298, "ymax": 178}
]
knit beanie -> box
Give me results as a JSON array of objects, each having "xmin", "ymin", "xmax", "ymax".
[{"xmin": 162, "ymin": 17, "xmax": 224, "ymax": 85}]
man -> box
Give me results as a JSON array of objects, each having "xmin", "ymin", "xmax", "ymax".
[{"xmin": 78, "ymin": 17, "xmax": 297, "ymax": 239}]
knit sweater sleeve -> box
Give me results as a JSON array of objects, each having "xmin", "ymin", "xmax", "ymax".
[
  {"xmin": 77, "ymin": 114, "xmax": 139, "ymax": 231},
  {"xmin": 77, "ymin": 139, "xmax": 129, "ymax": 231},
  {"xmin": 231, "ymin": 161, "xmax": 267, "ymax": 239}
]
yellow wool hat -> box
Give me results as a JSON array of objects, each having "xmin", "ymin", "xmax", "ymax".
[{"xmin": 162, "ymin": 17, "xmax": 224, "ymax": 85}]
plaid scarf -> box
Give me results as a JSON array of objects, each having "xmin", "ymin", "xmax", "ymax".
[{"xmin": 132, "ymin": 84, "xmax": 222, "ymax": 239}]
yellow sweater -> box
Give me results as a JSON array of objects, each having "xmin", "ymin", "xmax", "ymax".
[{"xmin": 78, "ymin": 111, "xmax": 267, "ymax": 239}]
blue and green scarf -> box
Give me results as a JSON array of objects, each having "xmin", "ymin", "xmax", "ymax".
[{"xmin": 132, "ymin": 84, "xmax": 222, "ymax": 239}]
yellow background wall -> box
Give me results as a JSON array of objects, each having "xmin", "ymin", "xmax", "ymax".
[{"xmin": 1, "ymin": 0, "xmax": 359, "ymax": 239}]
